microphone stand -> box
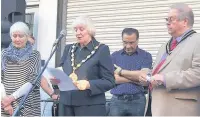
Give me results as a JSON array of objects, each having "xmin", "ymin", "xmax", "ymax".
[{"xmin": 12, "ymin": 42, "xmax": 60, "ymax": 116}]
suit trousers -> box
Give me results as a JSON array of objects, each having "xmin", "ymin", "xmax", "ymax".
[{"xmin": 58, "ymin": 103, "xmax": 106, "ymax": 116}]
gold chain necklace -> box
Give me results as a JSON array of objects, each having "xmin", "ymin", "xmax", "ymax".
[{"xmin": 69, "ymin": 43, "xmax": 101, "ymax": 81}]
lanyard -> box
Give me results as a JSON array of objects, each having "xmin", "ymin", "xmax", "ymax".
[{"xmin": 166, "ymin": 30, "xmax": 196, "ymax": 55}]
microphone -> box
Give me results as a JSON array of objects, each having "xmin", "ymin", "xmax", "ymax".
[{"xmin": 53, "ymin": 30, "xmax": 67, "ymax": 46}]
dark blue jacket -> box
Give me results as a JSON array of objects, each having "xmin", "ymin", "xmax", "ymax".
[{"xmin": 59, "ymin": 39, "xmax": 115, "ymax": 106}]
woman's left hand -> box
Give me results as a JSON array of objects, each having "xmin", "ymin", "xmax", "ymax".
[
  {"xmin": 1, "ymin": 95, "xmax": 15, "ymax": 108},
  {"xmin": 73, "ymin": 80, "xmax": 90, "ymax": 90}
]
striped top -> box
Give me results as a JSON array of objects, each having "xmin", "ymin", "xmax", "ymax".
[{"xmin": 1, "ymin": 50, "xmax": 41, "ymax": 116}]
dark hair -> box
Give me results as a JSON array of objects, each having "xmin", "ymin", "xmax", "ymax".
[{"xmin": 121, "ymin": 28, "xmax": 139, "ymax": 40}]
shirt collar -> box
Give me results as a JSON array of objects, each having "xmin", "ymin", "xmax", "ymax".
[
  {"xmin": 76, "ymin": 37, "xmax": 99, "ymax": 52},
  {"xmin": 175, "ymin": 29, "xmax": 192, "ymax": 42},
  {"xmin": 120, "ymin": 46, "xmax": 140, "ymax": 55}
]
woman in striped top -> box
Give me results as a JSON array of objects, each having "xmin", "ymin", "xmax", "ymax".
[{"xmin": 1, "ymin": 22, "xmax": 41, "ymax": 116}]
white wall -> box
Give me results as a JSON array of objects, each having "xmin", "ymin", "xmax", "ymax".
[
  {"xmin": 37, "ymin": 0, "xmax": 58, "ymax": 67},
  {"xmin": 26, "ymin": 0, "xmax": 40, "ymax": 6}
]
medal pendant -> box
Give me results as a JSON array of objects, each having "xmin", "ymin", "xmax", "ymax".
[{"xmin": 69, "ymin": 72, "xmax": 78, "ymax": 81}]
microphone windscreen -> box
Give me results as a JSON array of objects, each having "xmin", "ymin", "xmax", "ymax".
[{"xmin": 60, "ymin": 30, "xmax": 67, "ymax": 36}]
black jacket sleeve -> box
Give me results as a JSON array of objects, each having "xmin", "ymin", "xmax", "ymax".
[{"xmin": 89, "ymin": 45, "xmax": 115, "ymax": 96}]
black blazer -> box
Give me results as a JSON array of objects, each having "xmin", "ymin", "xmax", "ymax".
[{"xmin": 59, "ymin": 39, "xmax": 115, "ymax": 106}]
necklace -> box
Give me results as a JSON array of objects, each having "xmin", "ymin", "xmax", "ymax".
[{"xmin": 69, "ymin": 43, "xmax": 101, "ymax": 81}]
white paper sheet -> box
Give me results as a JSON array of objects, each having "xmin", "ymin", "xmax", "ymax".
[{"xmin": 47, "ymin": 67, "xmax": 77, "ymax": 91}]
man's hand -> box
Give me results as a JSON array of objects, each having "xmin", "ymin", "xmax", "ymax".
[
  {"xmin": 114, "ymin": 64, "xmax": 122, "ymax": 75},
  {"xmin": 114, "ymin": 74, "xmax": 120, "ymax": 81},
  {"xmin": 1, "ymin": 95, "xmax": 15, "ymax": 108},
  {"xmin": 4, "ymin": 104, "xmax": 13, "ymax": 115},
  {"xmin": 152, "ymin": 74, "xmax": 164, "ymax": 84},
  {"xmin": 73, "ymin": 80, "xmax": 90, "ymax": 90},
  {"xmin": 138, "ymin": 71, "xmax": 148, "ymax": 86},
  {"xmin": 150, "ymin": 74, "xmax": 164, "ymax": 88},
  {"xmin": 137, "ymin": 68, "xmax": 151, "ymax": 86}
]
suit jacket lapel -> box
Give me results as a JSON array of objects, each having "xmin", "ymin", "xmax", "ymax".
[
  {"xmin": 155, "ymin": 31, "xmax": 196, "ymax": 74},
  {"xmin": 153, "ymin": 44, "xmax": 166, "ymax": 69},
  {"xmin": 157, "ymin": 43, "xmax": 182, "ymax": 73}
]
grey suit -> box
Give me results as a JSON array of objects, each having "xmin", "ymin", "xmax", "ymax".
[{"xmin": 152, "ymin": 32, "xmax": 200, "ymax": 116}]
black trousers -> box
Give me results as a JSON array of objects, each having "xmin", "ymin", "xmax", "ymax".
[
  {"xmin": 145, "ymin": 91, "xmax": 152, "ymax": 116},
  {"xmin": 59, "ymin": 103, "xmax": 106, "ymax": 116}
]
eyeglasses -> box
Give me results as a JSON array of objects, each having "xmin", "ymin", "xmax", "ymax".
[
  {"xmin": 12, "ymin": 34, "xmax": 25, "ymax": 38},
  {"xmin": 165, "ymin": 16, "xmax": 179, "ymax": 23}
]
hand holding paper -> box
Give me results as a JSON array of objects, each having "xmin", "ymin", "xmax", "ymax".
[
  {"xmin": 47, "ymin": 67, "xmax": 78, "ymax": 91},
  {"xmin": 73, "ymin": 80, "xmax": 90, "ymax": 90}
]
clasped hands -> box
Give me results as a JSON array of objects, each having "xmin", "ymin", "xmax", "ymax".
[
  {"xmin": 114, "ymin": 64, "xmax": 164, "ymax": 88},
  {"xmin": 149, "ymin": 74, "xmax": 165, "ymax": 88},
  {"xmin": 1, "ymin": 95, "xmax": 15, "ymax": 115},
  {"xmin": 50, "ymin": 77, "xmax": 90, "ymax": 91}
]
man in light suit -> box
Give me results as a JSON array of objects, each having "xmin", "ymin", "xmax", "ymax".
[{"xmin": 150, "ymin": 3, "xmax": 200, "ymax": 116}]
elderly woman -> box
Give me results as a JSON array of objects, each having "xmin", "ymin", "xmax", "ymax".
[
  {"xmin": 1, "ymin": 22, "xmax": 41, "ymax": 116},
  {"xmin": 51, "ymin": 15, "xmax": 115, "ymax": 116}
]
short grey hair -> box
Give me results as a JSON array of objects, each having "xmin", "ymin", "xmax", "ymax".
[
  {"xmin": 170, "ymin": 3, "xmax": 194, "ymax": 27},
  {"xmin": 10, "ymin": 22, "xmax": 30, "ymax": 37},
  {"xmin": 72, "ymin": 15, "xmax": 96, "ymax": 37}
]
